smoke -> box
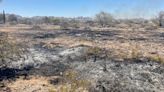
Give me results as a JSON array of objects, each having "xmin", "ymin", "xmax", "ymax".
[{"xmin": 99, "ymin": 0, "xmax": 164, "ymax": 19}]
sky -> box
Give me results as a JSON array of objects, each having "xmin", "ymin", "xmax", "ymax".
[{"xmin": 0, "ymin": 0, "xmax": 164, "ymax": 19}]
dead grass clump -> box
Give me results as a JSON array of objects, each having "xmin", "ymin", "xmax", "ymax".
[
  {"xmin": 149, "ymin": 54, "xmax": 164, "ymax": 64},
  {"xmin": 87, "ymin": 47, "xmax": 103, "ymax": 56},
  {"xmin": 116, "ymin": 50, "xmax": 128, "ymax": 61},
  {"xmin": 115, "ymin": 43, "xmax": 144, "ymax": 62},
  {"xmin": 49, "ymin": 70, "xmax": 90, "ymax": 92},
  {"xmin": 130, "ymin": 45, "xmax": 143, "ymax": 60},
  {"xmin": 86, "ymin": 46, "xmax": 104, "ymax": 62}
]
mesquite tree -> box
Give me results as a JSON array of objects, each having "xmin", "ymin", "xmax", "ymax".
[{"xmin": 95, "ymin": 11, "xmax": 114, "ymax": 27}]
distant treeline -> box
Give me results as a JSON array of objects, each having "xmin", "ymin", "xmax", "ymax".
[
  {"xmin": 0, "ymin": 11, "xmax": 164, "ymax": 28},
  {"xmin": 0, "ymin": 13, "xmax": 92, "ymax": 25}
]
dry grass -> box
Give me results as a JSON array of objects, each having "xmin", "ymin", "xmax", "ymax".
[
  {"xmin": 42, "ymin": 32, "xmax": 164, "ymax": 62},
  {"xmin": 0, "ymin": 32, "xmax": 26, "ymax": 67},
  {"xmin": 0, "ymin": 25, "xmax": 32, "ymax": 32},
  {"xmin": 1, "ymin": 25, "xmax": 163, "ymax": 63},
  {"xmin": 49, "ymin": 70, "xmax": 90, "ymax": 92},
  {"xmin": 149, "ymin": 54, "xmax": 164, "ymax": 64},
  {"xmin": 41, "ymin": 36, "xmax": 95, "ymax": 48},
  {"xmin": 0, "ymin": 25, "xmax": 163, "ymax": 92},
  {"xmin": 6, "ymin": 76, "xmax": 56, "ymax": 92},
  {"xmin": 5, "ymin": 70, "xmax": 90, "ymax": 92}
]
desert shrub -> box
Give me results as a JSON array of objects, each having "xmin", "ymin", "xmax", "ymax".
[
  {"xmin": 95, "ymin": 11, "xmax": 114, "ymax": 27},
  {"xmin": 0, "ymin": 32, "xmax": 26, "ymax": 67}
]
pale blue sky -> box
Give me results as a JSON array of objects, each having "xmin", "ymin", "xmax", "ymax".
[{"xmin": 0, "ymin": 0, "xmax": 164, "ymax": 18}]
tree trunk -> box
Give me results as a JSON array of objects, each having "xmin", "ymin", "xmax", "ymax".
[{"xmin": 3, "ymin": 10, "xmax": 6, "ymax": 24}]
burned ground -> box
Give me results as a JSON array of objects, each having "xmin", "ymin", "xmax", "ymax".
[{"xmin": 0, "ymin": 26, "xmax": 164, "ymax": 92}]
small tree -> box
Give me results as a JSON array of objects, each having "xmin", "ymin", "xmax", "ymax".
[
  {"xmin": 3, "ymin": 10, "xmax": 5, "ymax": 24},
  {"xmin": 159, "ymin": 11, "xmax": 164, "ymax": 27},
  {"xmin": 95, "ymin": 11, "xmax": 114, "ymax": 27}
]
